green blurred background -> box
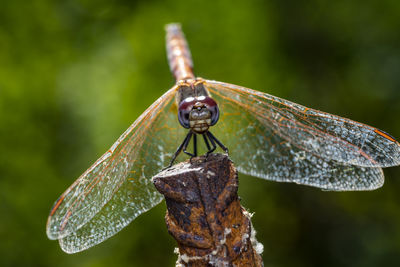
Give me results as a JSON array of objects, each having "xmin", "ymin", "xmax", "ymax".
[{"xmin": 1, "ymin": 0, "xmax": 400, "ymax": 266}]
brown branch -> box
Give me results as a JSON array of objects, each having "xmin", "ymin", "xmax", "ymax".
[{"xmin": 153, "ymin": 153, "xmax": 263, "ymax": 267}]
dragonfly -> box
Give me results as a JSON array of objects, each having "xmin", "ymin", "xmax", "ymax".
[{"xmin": 47, "ymin": 23, "xmax": 400, "ymax": 253}]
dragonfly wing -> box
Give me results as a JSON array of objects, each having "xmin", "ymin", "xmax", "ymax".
[
  {"xmin": 206, "ymin": 80, "xmax": 400, "ymax": 168},
  {"xmin": 205, "ymin": 80, "xmax": 386, "ymax": 190},
  {"xmin": 47, "ymin": 85, "xmax": 186, "ymax": 252},
  {"xmin": 58, "ymin": 159, "xmax": 162, "ymax": 253},
  {"xmin": 229, "ymin": 131, "xmax": 383, "ymax": 191}
]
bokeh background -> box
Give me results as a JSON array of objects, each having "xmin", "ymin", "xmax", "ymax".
[{"xmin": 1, "ymin": 0, "xmax": 400, "ymax": 266}]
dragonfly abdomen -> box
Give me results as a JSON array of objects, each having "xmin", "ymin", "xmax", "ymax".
[{"xmin": 166, "ymin": 23, "xmax": 195, "ymax": 81}]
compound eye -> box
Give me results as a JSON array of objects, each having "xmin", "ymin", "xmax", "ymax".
[
  {"xmin": 178, "ymin": 109, "xmax": 190, "ymax": 128},
  {"xmin": 210, "ymin": 105, "xmax": 219, "ymax": 125},
  {"xmin": 203, "ymin": 97, "xmax": 219, "ymax": 125},
  {"xmin": 178, "ymin": 99, "xmax": 194, "ymax": 128}
]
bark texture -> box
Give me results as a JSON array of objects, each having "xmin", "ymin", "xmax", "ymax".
[{"xmin": 153, "ymin": 153, "xmax": 263, "ymax": 267}]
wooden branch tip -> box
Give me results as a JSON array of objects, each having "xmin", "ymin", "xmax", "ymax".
[{"xmin": 153, "ymin": 153, "xmax": 264, "ymax": 266}]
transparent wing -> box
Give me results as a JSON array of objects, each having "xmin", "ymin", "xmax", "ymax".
[
  {"xmin": 206, "ymin": 80, "xmax": 400, "ymax": 168},
  {"xmin": 47, "ymin": 86, "xmax": 186, "ymax": 253},
  {"xmin": 205, "ymin": 80, "xmax": 396, "ymax": 190}
]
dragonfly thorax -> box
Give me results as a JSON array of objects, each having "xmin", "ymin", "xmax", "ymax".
[{"xmin": 178, "ymin": 95, "xmax": 219, "ymax": 133}]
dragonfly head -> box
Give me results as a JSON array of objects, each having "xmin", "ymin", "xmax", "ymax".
[{"xmin": 178, "ymin": 96, "xmax": 219, "ymax": 133}]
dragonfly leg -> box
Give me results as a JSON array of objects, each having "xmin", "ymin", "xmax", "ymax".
[
  {"xmin": 167, "ymin": 131, "xmax": 193, "ymax": 168},
  {"xmin": 207, "ymin": 131, "xmax": 229, "ymax": 155},
  {"xmin": 183, "ymin": 132, "xmax": 196, "ymax": 158},
  {"xmin": 187, "ymin": 133, "xmax": 198, "ymax": 164},
  {"xmin": 205, "ymin": 132, "xmax": 217, "ymax": 158},
  {"xmin": 193, "ymin": 134, "xmax": 198, "ymax": 157},
  {"xmin": 202, "ymin": 133, "xmax": 211, "ymax": 151}
]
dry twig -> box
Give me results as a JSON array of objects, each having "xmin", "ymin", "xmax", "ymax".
[{"xmin": 153, "ymin": 154, "xmax": 263, "ymax": 267}]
